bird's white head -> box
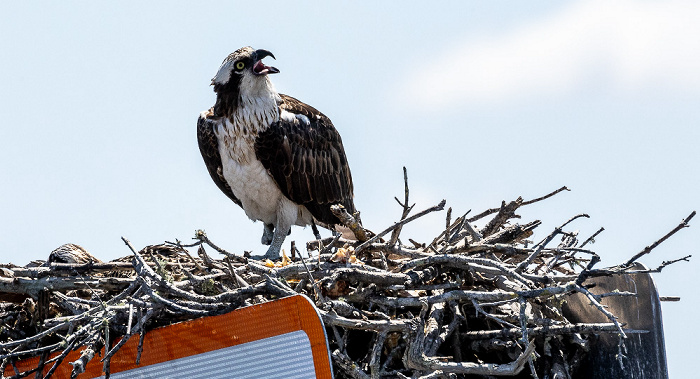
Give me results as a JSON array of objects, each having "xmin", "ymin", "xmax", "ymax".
[
  {"xmin": 212, "ymin": 46, "xmax": 279, "ymax": 86},
  {"xmin": 211, "ymin": 46, "xmax": 280, "ymax": 117}
]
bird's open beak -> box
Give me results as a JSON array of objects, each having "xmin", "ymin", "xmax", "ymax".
[{"xmin": 253, "ymin": 49, "xmax": 280, "ymax": 76}]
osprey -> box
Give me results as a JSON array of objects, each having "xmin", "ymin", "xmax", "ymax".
[{"xmin": 197, "ymin": 47, "xmax": 355, "ymax": 259}]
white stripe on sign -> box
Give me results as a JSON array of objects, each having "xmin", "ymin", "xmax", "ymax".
[{"xmin": 96, "ymin": 330, "xmax": 317, "ymax": 379}]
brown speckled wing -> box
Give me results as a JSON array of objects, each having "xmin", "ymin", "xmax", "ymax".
[
  {"xmin": 255, "ymin": 94, "xmax": 355, "ymax": 225},
  {"xmin": 197, "ymin": 109, "xmax": 242, "ymax": 207}
]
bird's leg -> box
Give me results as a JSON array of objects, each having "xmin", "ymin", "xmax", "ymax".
[
  {"xmin": 265, "ymin": 224, "xmax": 290, "ymax": 259},
  {"xmin": 261, "ymin": 223, "xmax": 274, "ymax": 245},
  {"xmin": 311, "ymin": 220, "xmax": 322, "ymax": 241},
  {"xmin": 264, "ymin": 204, "xmax": 295, "ymax": 259}
]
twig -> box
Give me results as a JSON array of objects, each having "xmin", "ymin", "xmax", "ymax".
[
  {"xmin": 389, "ymin": 166, "xmax": 415, "ymax": 246},
  {"xmin": 522, "ymin": 186, "xmax": 570, "ymax": 206},
  {"xmin": 330, "ymin": 205, "xmax": 369, "ymax": 242},
  {"xmin": 332, "ymin": 349, "xmax": 371, "ymax": 379},
  {"xmin": 579, "ymin": 227, "xmax": 605, "ymax": 248},
  {"xmin": 624, "ymin": 211, "xmax": 695, "ymax": 266},
  {"xmin": 480, "ymin": 198, "xmax": 523, "ymax": 237},
  {"xmin": 516, "ymin": 214, "xmax": 590, "ymax": 272},
  {"xmin": 299, "ymin": 256, "xmax": 326, "ymax": 304},
  {"xmin": 355, "ymin": 200, "xmax": 446, "ymax": 254},
  {"xmin": 320, "ymin": 309, "xmax": 411, "ymax": 332},
  {"xmin": 468, "ymin": 186, "xmax": 569, "ymax": 223},
  {"xmin": 369, "ymin": 331, "xmax": 387, "ymax": 377},
  {"xmin": 42, "ymin": 335, "xmax": 79, "ymax": 379},
  {"xmin": 192, "ymin": 230, "xmax": 247, "ymax": 263},
  {"xmin": 636, "ymin": 255, "xmax": 692, "ymax": 273},
  {"xmin": 462, "ymin": 323, "xmax": 646, "ymax": 340},
  {"xmin": 471, "ymin": 299, "xmax": 517, "ymax": 328}
]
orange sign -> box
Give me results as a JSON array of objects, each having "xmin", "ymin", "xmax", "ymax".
[{"xmin": 6, "ymin": 295, "xmax": 333, "ymax": 378}]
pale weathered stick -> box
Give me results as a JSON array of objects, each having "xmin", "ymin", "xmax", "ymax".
[
  {"xmin": 355, "ymin": 200, "xmax": 446, "ymax": 254},
  {"xmin": 389, "ymin": 166, "xmax": 415, "ymax": 246},
  {"xmin": 624, "ymin": 211, "xmax": 695, "ymax": 266}
]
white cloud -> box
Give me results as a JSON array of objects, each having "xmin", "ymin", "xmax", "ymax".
[{"xmin": 403, "ymin": 0, "xmax": 700, "ymax": 108}]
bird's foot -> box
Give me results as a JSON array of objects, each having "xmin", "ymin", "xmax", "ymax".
[
  {"xmin": 263, "ymin": 244, "xmax": 282, "ymax": 260},
  {"xmin": 246, "ymin": 246, "xmax": 281, "ymax": 261}
]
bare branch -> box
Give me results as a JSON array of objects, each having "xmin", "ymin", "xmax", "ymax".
[
  {"xmin": 624, "ymin": 211, "xmax": 695, "ymax": 266},
  {"xmin": 330, "ymin": 204, "xmax": 370, "ymax": 242},
  {"xmin": 389, "ymin": 166, "xmax": 415, "ymax": 245},
  {"xmin": 355, "ymin": 200, "xmax": 446, "ymax": 254}
]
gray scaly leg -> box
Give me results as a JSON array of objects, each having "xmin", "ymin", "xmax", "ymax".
[{"xmin": 265, "ymin": 226, "xmax": 290, "ymax": 259}]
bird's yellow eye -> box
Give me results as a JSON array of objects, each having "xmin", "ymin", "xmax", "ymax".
[{"xmin": 235, "ymin": 61, "xmax": 245, "ymax": 70}]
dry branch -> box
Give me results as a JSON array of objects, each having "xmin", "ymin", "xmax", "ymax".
[{"xmin": 624, "ymin": 211, "xmax": 695, "ymax": 266}]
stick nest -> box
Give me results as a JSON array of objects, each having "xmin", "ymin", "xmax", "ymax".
[{"xmin": 0, "ymin": 173, "xmax": 694, "ymax": 378}]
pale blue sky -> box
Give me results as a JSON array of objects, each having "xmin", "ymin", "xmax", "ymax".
[{"xmin": 1, "ymin": 1, "xmax": 697, "ymax": 377}]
